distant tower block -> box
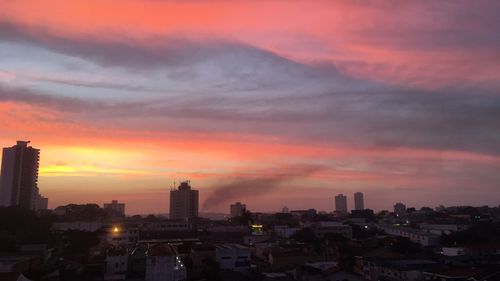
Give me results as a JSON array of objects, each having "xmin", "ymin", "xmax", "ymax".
[
  {"xmin": 169, "ymin": 181, "xmax": 199, "ymax": 220},
  {"xmin": 354, "ymin": 192, "xmax": 364, "ymax": 210},
  {"xmin": 230, "ymin": 202, "xmax": 246, "ymax": 217},
  {"xmin": 335, "ymin": 194, "xmax": 348, "ymax": 213}
]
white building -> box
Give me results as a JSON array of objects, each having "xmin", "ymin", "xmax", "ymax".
[
  {"xmin": 312, "ymin": 221, "xmax": 353, "ymax": 239},
  {"xmin": 146, "ymin": 244, "xmax": 186, "ymax": 281},
  {"xmin": 169, "ymin": 181, "xmax": 199, "ymax": 220},
  {"xmin": 354, "ymin": 192, "xmax": 364, "ymax": 210},
  {"xmin": 215, "ymin": 244, "xmax": 251, "ymax": 273},
  {"xmin": 377, "ymin": 224, "xmax": 440, "ymax": 247},
  {"xmin": 335, "ymin": 194, "xmax": 348, "ymax": 213},
  {"xmin": 106, "ymin": 225, "xmax": 139, "ymax": 246},
  {"xmin": 230, "ymin": 202, "xmax": 246, "ymax": 218}
]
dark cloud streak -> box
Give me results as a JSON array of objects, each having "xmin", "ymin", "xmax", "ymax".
[{"xmin": 202, "ymin": 164, "xmax": 326, "ymax": 210}]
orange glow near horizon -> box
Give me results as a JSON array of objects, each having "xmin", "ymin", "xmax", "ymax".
[{"xmin": 1, "ymin": 1, "xmax": 500, "ymax": 214}]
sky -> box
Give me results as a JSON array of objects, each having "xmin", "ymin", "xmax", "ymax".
[{"xmin": 0, "ymin": 0, "xmax": 499, "ymax": 215}]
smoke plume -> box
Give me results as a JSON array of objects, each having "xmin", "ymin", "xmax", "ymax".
[{"xmin": 202, "ymin": 164, "xmax": 325, "ymax": 210}]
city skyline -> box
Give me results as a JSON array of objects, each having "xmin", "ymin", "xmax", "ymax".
[
  {"xmin": 0, "ymin": 140, "xmax": 498, "ymax": 216},
  {"xmin": 1, "ymin": 1, "xmax": 500, "ymax": 214}
]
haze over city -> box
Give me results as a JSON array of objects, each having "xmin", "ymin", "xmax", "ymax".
[{"xmin": 1, "ymin": 1, "xmax": 500, "ymax": 215}]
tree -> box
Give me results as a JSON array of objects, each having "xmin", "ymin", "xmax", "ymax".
[
  {"xmin": 391, "ymin": 237, "xmax": 421, "ymax": 254},
  {"xmin": 440, "ymin": 222, "xmax": 500, "ymax": 246},
  {"xmin": 0, "ymin": 206, "xmax": 53, "ymax": 248},
  {"xmin": 406, "ymin": 207, "xmax": 416, "ymax": 213},
  {"xmin": 62, "ymin": 230, "xmax": 100, "ymax": 261},
  {"xmin": 201, "ymin": 259, "xmax": 221, "ymax": 281},
  {"xmin": 238, "ymin": 210, "xmax": 253, "ymax": 225},
  {"xmin": 291, "ymin": 227, "xmax": 317, "ymax": 244}
]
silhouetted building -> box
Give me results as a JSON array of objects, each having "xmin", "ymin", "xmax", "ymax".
[
  {"xmin": 394, "ymin": 202, "xmax": 407, "ymax": 216},
  {"xmin": 335, "ymin": 194, "xmax": 348, "ymax": 213},
  {"xmin": 169, "ymin": 181, "xmax": 199, "ymax": 220},
  {"xmin": 354, "ymin": 192, "xmax": 364, "ymax": 210},
  {"xmin": 104, "ymin": 200, "xmax": 125, "ymax": 216},
  {"xmin": 230, "ymin": 202, "xmax": 246, "ymax": 218},
  {"xmin": 282, "ymin": 206, "xmax": 289, "ymax": 213},
  {"xmin": 36, "ymin": 194, "xmax": 49, "ymax": 210},
  {"xmin": 146, "ymin": 244, "xmax": 186, "ymax": 281},
  {"xmin": 0, "ymin": 141, "xmax": 40, "ymax": 210}
]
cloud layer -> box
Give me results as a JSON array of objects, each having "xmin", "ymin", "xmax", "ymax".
[{"xmin": 1, "ymin": 1, "xmax": 500, "ymax": 213}]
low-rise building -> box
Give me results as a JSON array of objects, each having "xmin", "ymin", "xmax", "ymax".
[
  {"xmin": 268, "ymin": 249, "xmax": 312, "ymax": 271},
  {"xmin": 104, "ymin": 247, "xmax": 128, "ymax": 281},
  {"xmin": 215, "ymin": 244, "xmax": 251, "ymax": 273},
  {"xmin": 145, "ymin": 244, "xmax": 186, "ymax": 281},
  {"xmin": 0, "ymin": 273, "xmax": 33, "ymax": 281},
  {"xmin": 419, "ymin": 223, "xmax": 470, "ymax": 235},
  {"xmin": 106, "ymin": 225, "xmax": 139, "ymax": 246},
  {"xmin": 274, "ymin": 225, "xmax": 300, "ymax": 238},
  {"xmin": 52, "ymin": 221, "xmax": 102, "ymax": 232},
  {"xmin": 378, "ymin": 224, "xmax": 440, "ymax": 247},
  {"xmin": 103, "ymin": 200, "xmax": 125, "ymax": 217},
  {"xmin": 424, "ymin": 266, "xmax": 500, "ymax": 281},
  {"xmin": 190, "ymin": 244, "xmax": 216, "ymax": 278},
  {"xmin": 140, "ymin": 220, "xmax": 192, "ymax": 232},
  {"xmin": 362, "ymin": 258, "xmax": 437, "ymax": 281},
  {"xmin": 312, "ymin": 221, "xmax": 353, "ymax": 239},
  {"xmin": 0, "ymin": 255, "xmax": 40, "ymax": 273}
]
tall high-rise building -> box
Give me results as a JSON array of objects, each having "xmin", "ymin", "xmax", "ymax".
[
  {"xmin": 0, "ymin": 141, "xmax": 40, "ymax": 210},
  {"xmin": 335, "ymin": 194, "xmax": 348, "ymax": 213},
  {"xmin": 354, "ymin": 192, "xmax": 364, "ymax": 210},
  {"xmin": 230, "ymin": 202, "xmax": 246, "ymax": 218},
  {"xmin": 104, "ymin": 200, "xmax": 126, "ymax": 216},
  {"xmin": 394, "ymin": 202, "xmax": 407, "ymax": 216},
  {"xmin": 169, "ymin": 181, "xmax": 199, "ymax": 220}
]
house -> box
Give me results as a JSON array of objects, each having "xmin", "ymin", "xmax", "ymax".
[
  {"xmin": 145, "ymin": 244, "xmax": 186, "ymax": 281},
  {"xmin": 215, "ymin": 244, "xmax": 251, "ymax": 273},
  {"xmin": 104, "ymin": 247, "xmax": 128, "ymax": 281}
]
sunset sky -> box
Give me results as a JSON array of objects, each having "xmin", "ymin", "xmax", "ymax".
[{"xmin": 1, "ymin": 0, "xmax": 499, "ymax": 214}]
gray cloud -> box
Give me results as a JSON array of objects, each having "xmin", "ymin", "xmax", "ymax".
[
  {"xmin": 1, "ymin": 19, "xmax": 500, "ymax": 156},
  {"xmin": 351, "ymin": 1, "xmax": 500, "ymax": 51}
]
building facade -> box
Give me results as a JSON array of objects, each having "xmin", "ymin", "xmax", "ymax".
[
  {"xmin": 354, "ymin": 192, "xmax": 364, "ymax": 210},
  {"xmin": 394, "ymin": 202, "xmax": 407, "ymax": 216},
  {"xmin": 0, "ymin": 141, "xmax": 41, "ymax": 210},
  {"xmin": 145, "ymin": 244, "xmax": 186, "ymax": 281},
  {"xmin": 215, "ymin": 244, "xmax": 251, "ymax": 273},
  {"xmin": 36, "ymin": 194, "xmax": 49, "ymax": 210},
  {"xmin": 335, "ymin": 194, "xmax": 348, "ymax": 213},
  {"xmin": 230, "ymin": 202, "xmax": 246, "ymax": 218},
  {"xmin": 169, "ymin": 181, "xmax": 199, "ymax": 220},
  {"xmin": 104, "ymin": 200, "xmax": 125, "ymax": 216},
  {"xmin": 312, "ymin": 221, "xmax": 353, "ymax": 239}
]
